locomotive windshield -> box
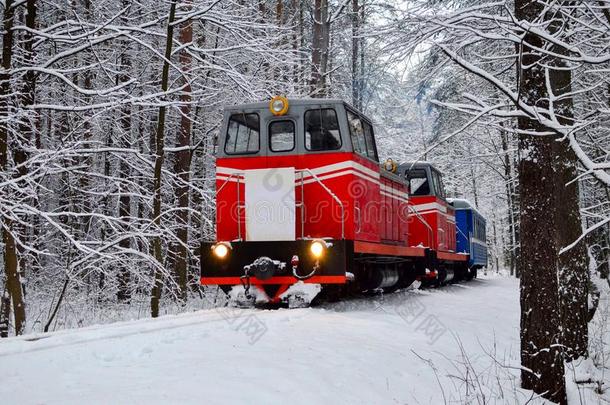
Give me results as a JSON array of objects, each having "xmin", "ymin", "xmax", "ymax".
[
  {"xmin": 269, "ymin": 120, "xmax": 295, "ymax": 152},
  {"xmin": 225, "ymin": 113, "xmax": 260, "ymax": 154},
  {"xmin": 304, "ymin": 108, "xmax": 342, "ymax": 151},
  {"xmin": 407, "ymin": 169, "xmax": 430, "ymax": 196},
  {"xmin": 222, "ymin": 101, "xmax": 376, "ymax": 156}
]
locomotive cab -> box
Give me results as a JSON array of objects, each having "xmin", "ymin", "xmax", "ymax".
[
  {"xmin": 398, "ymin": 162, "xmax": 457, "ymax": 258},
  {"xmin": 214, "ymin": 98, "xmax": 394, "ymax": 243},
  {"xmin": 404, "ymin": 164, "xmax": 445, "ymax": 198}
]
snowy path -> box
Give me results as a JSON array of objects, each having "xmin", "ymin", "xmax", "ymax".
[{"xmin": 0, "ymin": 277, "xmax": 533, "ymax": 404}]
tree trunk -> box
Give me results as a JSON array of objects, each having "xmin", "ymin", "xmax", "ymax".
[
  {"xmin": 358, "ymin": 0, "xmax": 365, "ymax": 109},
  {"xmin": 150, "ymin": 0, "xmax": 177, "ymax": 318},
  {"xmin": 0, "ymin": 0, "xmax": 26, "ymax": 336},
  {"xmin": 117, "ymin": 95, "xmax": 132, "ymax": 301},
  {"xmin": 44, "ymin": 277, "xmax": 69, "ymax": 333},
  {"xmin": 516, "ymin": 0, "xmax": 589, "ymax": 400},
  {"xmin": 276, "ymin": 0, "xmax": 283, "ymax": 22},
  {"xmin": 351, "ymin": 0, "xmax": 359, "ymax": 108},
  {"xmin": 515, "ymin": 1, "xmax": 566, "ymax": 402},
  {"xmin": 298, "ymin": 0, "xmax": 305, "ymax": 87},
  {"xmin": 546, "ymin": 6, "xmax": 589, "ymax": 362},
  {"xmin": 492, "ymin": 216, "xmax": 499, "ymax": 273},
  {"xmin": 80, "ymin": 0, "xmax": 94, "ymax": 294},
  {"xmin": 117, "ymin": 0, "xmax": 133, "ymax": 302},
  {"xmin": 319, "ymin": 1, "xmax": 329, "ymax": 96},
  {"xmin": 469, "ymin": 163, "xmax": 479, "ymax": 208},
  {"xmin": 3, "ymin": 221, "xmax": 25, "ymax": 335},
  {"xmin": 173, "ymin": 0, "xmax": 193, "ymax": 303},
  {"xmin": 513, "ymin": 166, "xmax": 521, "ymax": 278},
  {"xmin": 0, "ymin": 291, "xmax": 9, "ymax": 337},
  {"xmin": 20, "ymin": 0, "xmax": 39, "ymax": 281},
  {"xmin": 517, "ymin": 132, "xmax": 567, "ymax": 404},
  {"xmin": 291, "ymin": 0, "xmax": 300, "ymax": 86},
  {"xmin": 501, "ymin": 127, "xmax": 517, "ymax": 275},
  {"xmin": 10, "ymin": 0, "xmax": 38, "ymax": 301},
  {"xmin": 310, "ymin": 0, "xmax": 329, "ymax": 96}
]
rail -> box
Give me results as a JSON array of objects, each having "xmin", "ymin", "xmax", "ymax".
[{"xmin": 296, "ymin": 168, "xmax": 345, "ymax": 240}]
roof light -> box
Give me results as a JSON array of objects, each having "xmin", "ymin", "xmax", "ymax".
[
  {"xmin": 269, "ymin": 95, "xmax": 289, "ymax": 116},
  {"xmin": 384, "ymin": 158, "xmax": 397, "ymax": 173}
]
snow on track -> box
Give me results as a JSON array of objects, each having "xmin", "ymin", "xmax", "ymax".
[{"xmin": 0, "ymin": 276, "xmax": 534, "ymax": 404}]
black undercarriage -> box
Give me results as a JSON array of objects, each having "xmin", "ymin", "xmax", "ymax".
[{"xmin": 200, "ymin": 239, "xmax": 474, "ymax": 302}]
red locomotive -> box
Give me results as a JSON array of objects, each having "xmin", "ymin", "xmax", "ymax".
[{"xmin": 200, "ymin": 97, "xmax": 473, "ymax": 306}]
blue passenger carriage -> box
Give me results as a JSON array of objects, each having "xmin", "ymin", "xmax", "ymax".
[{"xmin": 450, "ymin": 199, "xmax": 487, "ymax": 275}]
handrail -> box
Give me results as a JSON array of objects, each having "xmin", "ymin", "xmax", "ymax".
[
  {"xmin": 407, "ymin": 204, "xmax": 434, "ymax": 248},
  {"xmin": 297, "ymin": 168, "xmax": 345, "ymax": 239},
  {"xmin": 215, "ymin": 172, "xmax": 243, "ymax": 196},
  {"xmin": 299, "ymin": 171, "xmax": 305, "ymax": 239},
  {"xmin": 438, "ymin": 227, "xmax": 445, "ymax": 250},
  {"xmin": 215, "ymin": 172, "xmax": 244, "ymax": 240},
  {"xmin": 456, "ymin": 225, "xmax": 469, "ymax": 242}
]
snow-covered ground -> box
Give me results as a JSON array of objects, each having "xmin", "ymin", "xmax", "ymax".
[{"xmin": 0, "ymin": 275, "xmax": 607, "ymax": 404}]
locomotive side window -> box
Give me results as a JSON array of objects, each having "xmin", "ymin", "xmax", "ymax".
[
  {"xmin": 362, "ymin": 121, "xmax": 379, "ymax": 162},
  {"xmin": 407, "ymin": 169, "xmax": 430, "ymax": 196},
  {"xmin": 225, "ymin": 113, "xmax": 260, "ymax": 154},
  {"xmin": 432, "ymin": 171, "xmax": 446, "ymax": 198},
  {"xmin": 347, "ymin": 110, "xmax": 379, "ymax": 162},
  {"xmin": 347, "ymin": 110, "xmax": 366, "ymax": 155},
  {"xmin": 269, "ymin": 120, "xmax": 295, "ymax": 152},
  {"xmin": 304, "ymin": 108, "xmax": 342, "ymax": 151}
]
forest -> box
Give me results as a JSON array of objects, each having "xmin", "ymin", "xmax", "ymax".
[{"xmin": 0, "ymin": 0, "xmax": 609, "ymax": 403}]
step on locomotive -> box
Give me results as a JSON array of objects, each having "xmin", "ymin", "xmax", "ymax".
[{"xmin": 200, "ymin": 96, "xmax": 488, "ymax": 306}]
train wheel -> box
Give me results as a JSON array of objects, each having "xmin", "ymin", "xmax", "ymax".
[
  {"xmin": 382, "ymin": 285, "xmax": 400, "ymax": 294},
  {"xmin": 316, "ymin": 285, "xmax": 345, "ymax": 303},
  {"xmin": 465, "ymin": 268, "xmax": 475, "ymax": 281},
  {"xmin": 396, "ymin": 272, "xmax": 417, "ymax": 291}
]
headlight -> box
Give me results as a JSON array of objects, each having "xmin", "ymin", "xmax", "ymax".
[
  {"xmin": 310, "ymin": 240, "xmax": 325, "ymax": 258},
  {"xmin": 269, "ymin": 95, "xmax": 289, "ymax": 116},
  {"xmin": 212, "ymin": 242, "xmax": 230, "ymax": 259}
]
